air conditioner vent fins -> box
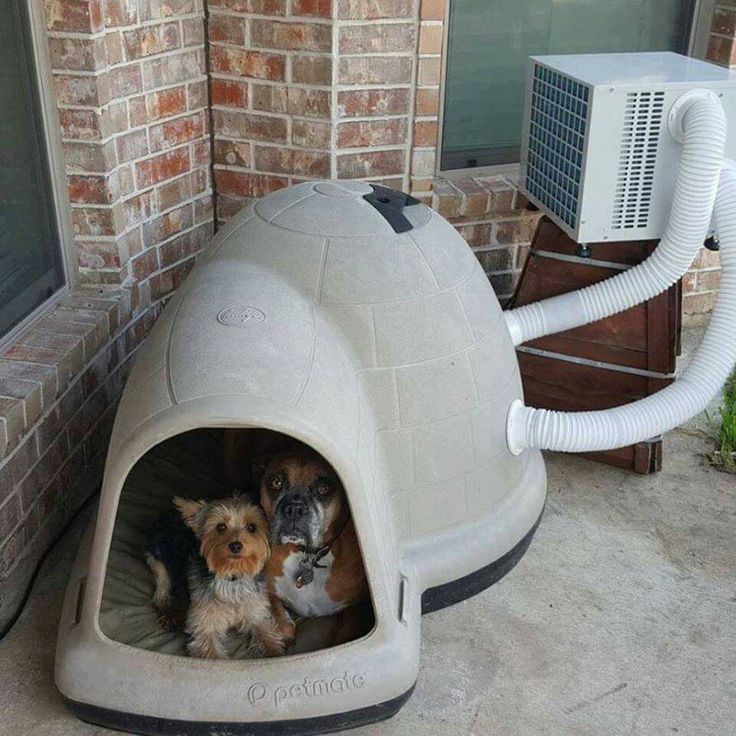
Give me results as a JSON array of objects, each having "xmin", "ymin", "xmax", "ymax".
[
  {"xmin": 525, "ymin": 64, "xmax": 589, "ymax": 230},
  {"xmin": 612, "ymin": 91, "xmax": 665, "ymax": 230}
]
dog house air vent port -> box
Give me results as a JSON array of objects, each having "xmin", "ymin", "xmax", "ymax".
[{"xmin": 55, "ymin": 179, "xmax": 546, "ymax": 735}]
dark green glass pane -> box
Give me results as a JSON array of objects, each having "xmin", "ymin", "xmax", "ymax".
[
  {"xmin": 0, "ymin": 0, "xmax": 65, "ymax": 338},
  {"xmin": 441, "ymin": 0, "xmax": 694, "ymax": 169}
]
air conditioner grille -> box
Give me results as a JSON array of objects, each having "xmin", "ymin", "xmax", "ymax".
[
  {"xmin": 611, "ymin": 91, "xmax": 664, "ymax": 231},
  {"xmin": 525, "ymin": 64, "xmax": 589, "ymax": 230}
]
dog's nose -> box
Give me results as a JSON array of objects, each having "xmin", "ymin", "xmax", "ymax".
[
  {"xmin": 228, "ymin": 541, "xmax": 243, "ymax": 554},
  {"xmin": 283, "ymin": 498, "xmax": 308, "ymax": 520}
]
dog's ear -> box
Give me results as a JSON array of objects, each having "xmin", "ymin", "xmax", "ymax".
[{"xmin": 173, "ymin": 497, "xmax": 207, "ymax": 531}]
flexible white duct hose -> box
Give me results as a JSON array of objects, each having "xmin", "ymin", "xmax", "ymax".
[
  {"xmin": 504, "ymin": 92, "xmax": 727, "ymax": 346},
  {"xmin": 507, "ymin": 161, "xmax": 736, "ymax": 455}
]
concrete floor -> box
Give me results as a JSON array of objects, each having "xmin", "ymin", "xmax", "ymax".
[{"xmin": 1, "ymin": 342, "xmax": 734, "ymax": 735}]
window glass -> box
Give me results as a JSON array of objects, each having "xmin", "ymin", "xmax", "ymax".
[
  {"xmin": 441, "ymin": 0, "xmax": 695, "ymax": 170},
  {"xmin": 1, "ymin": 0, "xmax": 65, "ymax": 339}
]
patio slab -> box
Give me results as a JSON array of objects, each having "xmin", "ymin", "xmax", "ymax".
[{"xmin": 0, "ymin": 331, "xmax": 734, "ymax": 736}]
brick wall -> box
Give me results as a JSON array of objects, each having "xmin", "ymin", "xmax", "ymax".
[{"xmin": 1, "ymin": 0, "xmax": 730, "ymax": 627}]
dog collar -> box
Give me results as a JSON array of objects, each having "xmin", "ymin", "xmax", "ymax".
[{"xmin": 295, "ymin": 516, "xmax": 349, "ymax": 588}]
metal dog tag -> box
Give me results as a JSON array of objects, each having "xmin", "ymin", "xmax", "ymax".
[{"xmin": 295, "ymin": 558, "xmax": 314, "ymax": 588}]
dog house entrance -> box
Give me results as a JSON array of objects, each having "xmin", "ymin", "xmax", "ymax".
[{"xmin": 99, "ymin": 428, "xmax": 375, "ymax": 658}]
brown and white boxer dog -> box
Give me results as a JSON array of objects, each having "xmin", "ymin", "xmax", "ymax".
[{"xmin": 223, "ymin": 431, "xmax": 369, "ymax": 646}]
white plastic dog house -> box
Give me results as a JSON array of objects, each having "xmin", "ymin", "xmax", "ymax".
[
  {"xmin": 55, "ymin": 179, "xmax": 547, "ymax": 734},
  {"xmin": 56, "ymin": 51, "xmax": 736, "ymax": 735}
]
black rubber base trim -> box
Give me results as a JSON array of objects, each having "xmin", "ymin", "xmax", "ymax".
[
  {"xmin": 421, "ymin": 510, "xmax": 543, "ymax": 614},
  {"xmin": 66, "ymin": 684, "xmax": 415, "ymax": 736}
]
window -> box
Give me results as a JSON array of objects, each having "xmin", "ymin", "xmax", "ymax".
[
  {"xmin": 440, "ymin": 0, "xmax": 698, "ymax": 171},
  {"xmin": 1, "ymin": 0, "xmax": 67, "ymax": 340}
]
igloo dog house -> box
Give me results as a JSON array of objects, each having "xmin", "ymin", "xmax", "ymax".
[{"xmin": 56, "ymin": 52, "xmax": 736, "ymax": 736}]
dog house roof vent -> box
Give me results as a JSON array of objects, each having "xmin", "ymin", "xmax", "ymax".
[{"xmin": 254, "ymin": 180, "xmax": 431, "ymax": 236}]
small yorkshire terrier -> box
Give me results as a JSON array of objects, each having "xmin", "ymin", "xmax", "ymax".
[{"xmin": 144, "ymin": 496, "xmax": 285, "ymax": 659}]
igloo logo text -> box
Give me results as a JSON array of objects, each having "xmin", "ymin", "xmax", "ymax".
[
  {"xmin": 217, "ymin": 306, "xmax": 267, "ymax": 327},
  {"xmin": 247, "ymin": 672, "xmax": 366, "ymax": 709}
]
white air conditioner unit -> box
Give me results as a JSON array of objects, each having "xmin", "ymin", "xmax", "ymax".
[{"xmin": 520, "ymin": 52, "xmax": 736, "ymax": 243}]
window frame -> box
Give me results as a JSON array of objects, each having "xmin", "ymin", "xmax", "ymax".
[
  {"xmin": 436, "ymin": 0, "xmax": 717, "ymax": 180},
  {"xmin": 0, "ymin": 0, "xmax": 76, "ymax": 350}
]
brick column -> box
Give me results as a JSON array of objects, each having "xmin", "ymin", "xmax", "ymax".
[
  {"xmin": 45, "ymin": 0, "xmax": 214, "ymax": 308},
  {"xmin": 334, "ymin": 0, "xmax": 417, "ymax": 191},
  {"xmin": 209, "ymin": 0, "xmax": 334, "ymax": 219}
]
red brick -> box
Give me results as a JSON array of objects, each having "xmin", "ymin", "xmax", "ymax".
[
  {"xmin": 421, "ymin": 0, "xmax": 444, "ymax": 20},
  {"xmin": 339, "ymin": 56, "xmax": 413, "ymax": 85},
  {"xmin": 146, "ymin": 86, "xmax": 188, "ymax": 120},
  {"xmin": 696, "ymin": 269, "xmax": 721, "ymax": 292},
  {"xmin": 182, "ymin": 17, "xmax": 205, "ymax": 46},
  {"xmin": 71, "ymin": 207, "xmax": 117, "ymax": 237},
  {"xmin": 149, "ymin": 258, "xmax": 196, "ymax": 300},
  {"xmin": 44, "ymin": 0, "xmax": 103, "ymax": 32},
  {"xmin": 338, "ymin": 119, "xmax": 408, "ymax": 147},
  {"xmin": 215, "ymin": 170, "xmax": 288, "ymax": 198},
  {"xmin": 106, "ymin": 31, "xmax": 124, "ymax": 65},
  {"xmin": 415, "ymin": 88, "xmax": 439, "ymax": 116},
  {"xmin": 287, "ymin": 88, "xmax": 330, "ymax": 117},
  {"xmin": 63, "ymin": 140, "xmax": 117, "ymax": 173},
  {"xmin": 77, "ymin": 241, "xmax": 125, "ymax": 269},
  {"xmin": 413, "ymin": 119, "xmax": 438, "ymax": 147},
  {"xmin": 59, "ymin": 110, "xmax": 103, "ymax": 141},
  {"xmin": 214, "ymin": 140, "xmax": 252, "ymax": 167},
  {"xmin": 293, "ymin": 0, "xmax": 332, "ymax": 16},
  {"xmin": 209, "ymin": 14, "xmax": 246, "ymax": 44},
  {"xmin": 67, "ymin": 175, "xmax": 113, "ymax": 205},
  {"xmin": 213, "ymin": 109, "xmax": 288, "ymax": 142},
  {"xmin": 251, "ymin": 84, "xmax": 288, "ymax": 113},
  {"xmin": 207, "ymin": 0, "xmax": 286, "ymax": 13},
  {"xmin": 418, "ymin": 57, "xmax": 441, "ymax": 85},
  {"xmin": 54, "ymin": 74, "xmax": 108, "ymax": 107},
  {"xmin": 158, "ymin": 224, "xmax": 212, "ymax": 267},
  {"xmin": 291, "ymin": 55, "xmax": 332, "ymax": 84},
  {"xmin": 683, "ymin": 291, "xmax": 717, "ymax": 315},
  {"xmin": 104, "ymin": 0, "xmax": 139, "ymax": 26},
  {"xmin": 292, "ymin": 120, "xmax": 332, "ymax": 149},
  {"xmin": 157, "ymin": 173, "xmax": 194, "ymax": 209},
  {"xmin": 149, "ymin": 113, "xmax": 204, "ymax": 152},
  {"xmin": 48, "ymin": 37, "xmax": 106, "ymax": 72},
  {"xmin": 1, "ymin": 345, "xmax": 73, "ymax": 394},
  {"xmin": 339, "ymin": 23, "xmax": 415, "ymax": 54},
  {"xmin": 250, "ymin": 19, "xmax": 332, "ymax": 52},
  {"xmin": 139, "ymin": 0, "xmax": 195, "ymax": 21},
  {"xmin": 123, "ymin": 22, "xmax": 181, "ymax": 60},
  {"xmin": 211, "ymin": 78, "xmax": 248, "ymax": 107},
  {"xmin": 338, "ymin": 88, "xmax": 410, "ymax": 117},
  {"xmin": 130, "ymin": 248, "xmax": 160, "ymax": 281},
  {"xmin": 188, "ymin": 80, "xmax": 209, "ymax": 109},
  {"xmin": 254, "ymin": 146, "xmax": 330, "ymax": 177},
  {"xmin": 109, "ymin": 63, "xmax": 143, "ymax": 98},
  {"xmin": 143, "ymin": 204, "xmax": 194, "ymax": 247},
  {"xmin": 116, "ymin": 128, "xmax": 149, "ymax": 162},
  {"xmin": 142, "ymin": 49, "xmax": 204, "ymax": 90},
  {"xmin": 122, "ymin": 190, "xmax": 155, "ymax": 228},
  {"xmin": 338, "ymin": 0, "xmax": 413, "ymax": 19},
  {"xmin": 495, "ymin": 218, "xmax": 537, "ymax": 245},
  {"xmin": 211, "ymin": 46, "xmax": 286, "ymax": 81},
  {"xmin": 418, "ymin": 23, "xmax": 443, "ymax": 54},
  {"xmin": 136, "ymin": 148, "xmax": 191, "ymax": 188},
  {"xmin": 337, "ymin": 150, "xmax": 405, "ymax": 178}
]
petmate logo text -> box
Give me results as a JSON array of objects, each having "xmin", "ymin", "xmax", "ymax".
[
  {"xmin": 247, "ymin": 672, "xmax": 366, "ymax": 709},
  {"xmin": 217, "ymin": 306, "xmax": 267, "ymax": 327}
]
